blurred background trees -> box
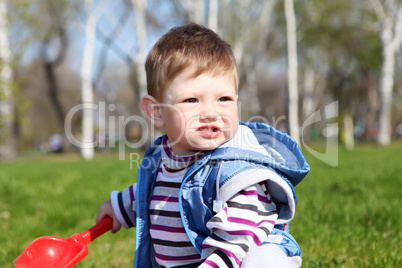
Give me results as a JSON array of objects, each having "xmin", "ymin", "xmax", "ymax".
[
  {"xmin": 0, "ymin": 0, "xmax": 16, "ymax": 160},
  {"xmin": 1, "ymin": 0, "xmax": 401, "ymax": 160}
]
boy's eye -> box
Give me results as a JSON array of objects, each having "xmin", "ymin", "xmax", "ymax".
[
  {"xmin": 184, "ymin": 98, "xmax": 197, "ymax": 103},
  {"xmin": 218, "ymin": 97, "xmax": 230, "ymax": 102}
]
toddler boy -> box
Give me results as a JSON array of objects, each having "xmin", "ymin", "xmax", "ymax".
[{"xmin": 96, "ymin": 23, "xmax": 309, "ymax": 268}]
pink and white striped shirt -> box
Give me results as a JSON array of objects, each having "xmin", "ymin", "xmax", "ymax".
[{"xmin": 111, "ymin": 137, "xmax": 278, "ymax": 268}]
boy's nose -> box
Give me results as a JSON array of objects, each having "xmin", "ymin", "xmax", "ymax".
[
  {"xmin": 199, "ymin": 105, "xmax": 219, "ymax": 122},
  {"xmin": 199, "ymin": 113, "xmax": 218, "ymax": 122}
]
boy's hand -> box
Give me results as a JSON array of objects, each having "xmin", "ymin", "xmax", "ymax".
[{"xmin": 96, "ymin": 200, "xmax": 122, "ymax": 233}]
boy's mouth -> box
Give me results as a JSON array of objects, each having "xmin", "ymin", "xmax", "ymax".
[
  {"xmin": 197, "ymin": 125, "xmax": 221, "ymax": 132},
  {"xmin": 196, "ymin": 125, "xmax": 222, "ymax": 137}
]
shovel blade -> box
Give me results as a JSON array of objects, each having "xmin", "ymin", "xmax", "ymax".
[{"xmin": 13, "ymin": 236, "xmax": 88, "ymax": 268}]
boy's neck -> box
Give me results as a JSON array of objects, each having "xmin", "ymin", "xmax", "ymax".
[{"xmin": 161, "ymin": 135, "xmax": 203, "ymax": 172}]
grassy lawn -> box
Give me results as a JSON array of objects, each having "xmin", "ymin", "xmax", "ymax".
[
  {"xmin": 1, "ymin": 144, "xmax": 401, "ymax": 267},
  {"xmin": 293, "ymin": 144, "xmax": 402, "ymax": 267}
]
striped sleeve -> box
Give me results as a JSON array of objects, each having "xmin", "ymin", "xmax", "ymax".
[
  {"xmin": 110, "ymin": 183, "xmax": 137, "ymax": 229},
  {"xmin": 199, "ymin": 182, "xmax": 278, "ymax": 268}
]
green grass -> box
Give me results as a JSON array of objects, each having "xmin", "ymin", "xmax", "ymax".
[
  {"xmin": 0, "ymin": 152, "xmax": 141, "ymax": 267},
  {"xmin": 1, "ymin": 145, "xmax": 401, "ymax": 267},
  {"xmin": 293, "ymin": 144, "xmax": 402, "ymax": 267}
]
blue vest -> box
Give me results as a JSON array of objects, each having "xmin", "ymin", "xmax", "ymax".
[{"xmin": 133, "ymin": 121, "xmax": 310, "ymax": 268}]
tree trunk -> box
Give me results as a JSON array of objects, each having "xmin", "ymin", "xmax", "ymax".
[
  {"xmin": 366, "ymin": 71, "xmax": 378, "ymax": 141},
  {"xmin": 377, "ymin": 24, "xmax": 394, "ymax": 145},
  {"xmin": 372, "ymin": 0, "xmax": 402, "ymax": 145},
  {"xmin": 285, "ymin": 0, "xmax": 300, "ymax": 145},
  {"xmin": 80, "ymin": 0, "xmax": 96, "ymax": 160},
  {"xmin": 302, "ymin": 49, "xmax": 327, "ymax": 142},
  {"xmin": 186, "ymin": 0, "xmax": 204, "ymax": 25},
  {"xmin": 302, "ymin": 65, "xmax": 315, "ymax": 143},
  {"xmin": 0, "ymin": 0, "xmax": 16, "ymax": 160},
  {"xmin": 343, "ymin": 115, "xmax": 354, "ymax": 150},
  {"xmin": 40, "ymin": 27, "xmax": 68, "ymax": 132},
  {"xmin": 208, "ymin": 0, "xmax": 218, "ymax": 32},
  {"xmin": 133, "ymin": 0, "xmax": 147, "ymax": 101},
  {"xmin": 243, "ymin": 56, "xmax": 260, "ymax": 116},
  {"xmin": 227, "ymin": 0, "xmax": 276, "ymax": 118},
  {"xmin": 132, "ymin": 0, "xmax": 154, "ymax": 149}
]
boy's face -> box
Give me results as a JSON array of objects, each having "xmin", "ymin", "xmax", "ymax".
[{"xmin": 159, "ymin": 69, "xmax": 239, "ymax": 155}]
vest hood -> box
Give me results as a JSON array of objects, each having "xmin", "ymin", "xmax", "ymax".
[
  {"xmin": 211, "ymin": 121, "xmax": 310, "ymax": 187},
  {"xmin": 143, "ymin": 121, "xmax": 309, "ymax": 187}
]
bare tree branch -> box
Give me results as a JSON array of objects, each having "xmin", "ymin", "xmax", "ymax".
[
  {"xmin": 392, "ymin": 4, "xmax": 402, "ymax": 49},
  {"xmin": 94, "ymin": 1, "xmax": 132, "ymax": 86},
  {"xmin": 368, "ymin": 0, "xmax": 386, "ymax": 20},
  {"xmin": 95, "ymin": 26, "xmax": 135, "ymax": 66},
  {"xmin": 40, "ymin": 26, "xmax": 68, "ymax": 128}
]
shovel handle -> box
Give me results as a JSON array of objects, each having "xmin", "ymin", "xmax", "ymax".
[{"xmin": 68, "ymin": 216, "xmax": 113, "ymax": 245}]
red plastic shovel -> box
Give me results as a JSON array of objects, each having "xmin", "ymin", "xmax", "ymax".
[{"xmin": 13, "ymin": 216, "xmax": 113, "ymax": 268}]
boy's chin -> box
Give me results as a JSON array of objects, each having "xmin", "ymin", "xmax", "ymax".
[{"xmin": 192, "ymin": 141, "xmax": 225, "ymax": 151}]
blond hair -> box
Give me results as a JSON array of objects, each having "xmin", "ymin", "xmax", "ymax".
[{"xmin": 145, "ymin": 23, "xmax": 238, "ymax": 101}]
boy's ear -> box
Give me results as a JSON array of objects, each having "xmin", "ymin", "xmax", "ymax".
[{"xmin": 141, "ymin": 95, "xmax": 164, "ymax": 128}]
